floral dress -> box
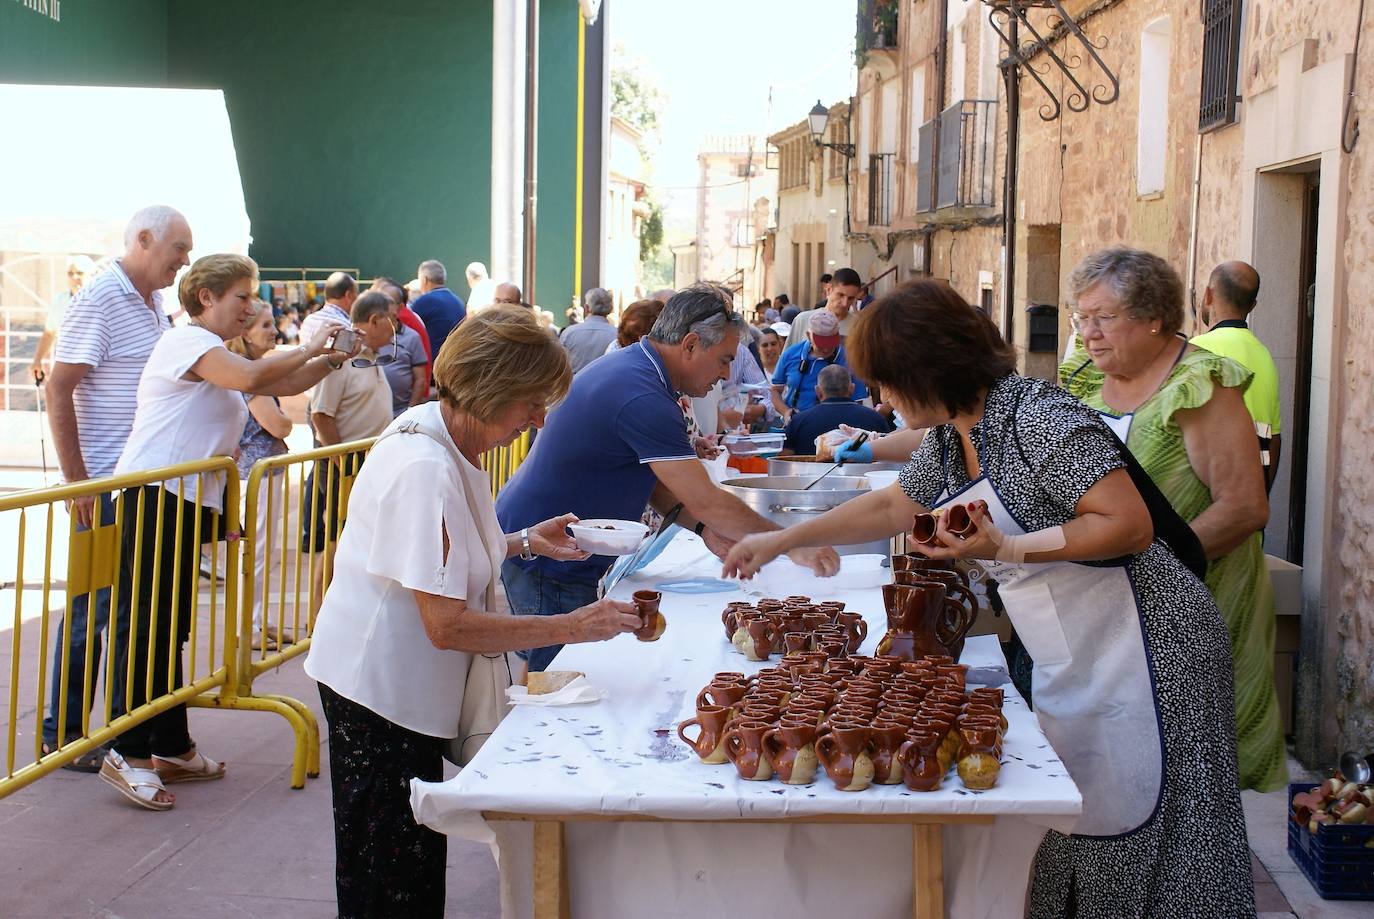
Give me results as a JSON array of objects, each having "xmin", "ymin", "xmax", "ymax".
[
  {"xmin": 1063, "ymin": 348, "xmax": 1288, "ymax": 793},
  {"xmin": 899, "ymin": 374, "xmax": 1255, "ymax": 918}
]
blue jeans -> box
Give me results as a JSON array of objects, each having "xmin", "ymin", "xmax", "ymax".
[
  {"xmin": 500, "ymin": 559, "xmax": 600, "ymax": 673},
  {"xmin": 43, "ymin": 492, "xmax": 124, "ymax": 747}
]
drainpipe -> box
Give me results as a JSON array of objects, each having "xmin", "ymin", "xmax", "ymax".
[
  {"xmin": 1002, "ymin": 17, "xmax": 1020, "ymax": 345},
  {"xmin": 924, "ymin": 0, "xmax": 950, "ymax": 276},
  {"xmin": 522, "ymin": 0, "xmax": 540, "ymax": 303},
  {"xmin": 1184, "ymin": 132, "xmax": 1204, "ymax": 332}
]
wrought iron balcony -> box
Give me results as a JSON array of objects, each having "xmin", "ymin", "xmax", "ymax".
[
  {"xmin": 867, "ymin": 153, "xmax": 895, "ymax": 227},
  {"xmin": 916, "ymin": 100, "xmax": 997, "ymax": 215},
  {"xmin": 857, "ymin": 0, "xmax": 899, "ymax": 63}
]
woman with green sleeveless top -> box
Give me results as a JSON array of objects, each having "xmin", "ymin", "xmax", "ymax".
[{"xmin": 1060, "ymin": 247, "xmax": 1287, "ymax": 792}]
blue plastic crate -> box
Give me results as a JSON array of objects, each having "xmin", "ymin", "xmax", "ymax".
[{"xmin": 1286, "ymin": 782, "xmax": 1374, "ymax": 900}]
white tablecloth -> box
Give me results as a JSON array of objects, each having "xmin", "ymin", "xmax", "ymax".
[{"xmin": 412, "ymin": 536, "xmax": 1081, "ymax": 918}]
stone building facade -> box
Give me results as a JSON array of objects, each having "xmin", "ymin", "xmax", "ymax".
[
  {"xmin": 998, "ymin": 0, "xmax": 1372, "ymax": 766},
  {"xmin": 691, "ymin": 136, "xmax": 777, "ymax": 309},
  {"xmin": 847, "ymin": 0, "xmax": 1008, "ymax": 317},
  {"xmin": 767, "ymin": 101, "xmax": 853, "ymax": 310}
]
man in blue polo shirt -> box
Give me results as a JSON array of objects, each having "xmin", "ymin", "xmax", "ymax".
[
  {"xmin": 772, "ymin": 309, "xmax": 866, "ymax": 416},
  {"xmin": 497, "ymin": 284, "xmax": 840, "ymax": 672},
  {"xmin": 410, "ymin": 259, "xmax": 466, "ymax": 354}
]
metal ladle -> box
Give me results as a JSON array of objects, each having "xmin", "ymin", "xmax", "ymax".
[
  {"xmin": 1338, "ymin": 750, "xmax": 1373, "ymax": 783},
  {"xmin": 802, "ymin": 431, "xmax": 871, "ymax": 491}
]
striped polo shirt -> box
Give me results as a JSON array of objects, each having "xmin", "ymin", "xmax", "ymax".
[{"xmin": 54, "ymin": 262, "xmax": 170, "ymax": 479}]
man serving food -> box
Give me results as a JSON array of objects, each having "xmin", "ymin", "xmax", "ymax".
[{"xmin": 497, "ymin": 283, "xmax": 840, "ymax": 671}]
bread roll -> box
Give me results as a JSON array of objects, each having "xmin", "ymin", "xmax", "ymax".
[{"xmin": 527, "ymin": 670, "xmax": 584, "ymax": 695}]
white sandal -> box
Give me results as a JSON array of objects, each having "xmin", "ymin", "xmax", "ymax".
[
  {"xmin": 153, "ymin": 748, "xmax": 225, "ymax": 784},
  {"xmin": 99, "ymin": 750, "xmax": 174, "ymax": 811}
]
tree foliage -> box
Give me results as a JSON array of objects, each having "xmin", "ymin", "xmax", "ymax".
[{"xmin": 611, "ymin": 47, "xmax": 664, "ymax": 147}]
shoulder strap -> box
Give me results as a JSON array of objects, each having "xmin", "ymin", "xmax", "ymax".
[
  {"xmin": 377, "ymin": 419, "xmax": 501, "ymax": 611},
  {"xmin": 1109, "ymin": 432, "xmax": 1209, "ymax": 580}
]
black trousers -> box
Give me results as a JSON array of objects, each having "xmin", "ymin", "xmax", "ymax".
[
  {"xmin": 318, "ymin": 682, "xmax": 446, "ymax": 919},
  {"xmin": 112, "ymin": 485, "xmax": 215, "ymax": 760}
]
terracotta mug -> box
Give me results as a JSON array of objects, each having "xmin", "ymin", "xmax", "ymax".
[
  {"xmin": 784, "ymin": 631, "xmax": 812, "ymax": 654},
  {"xmin": 721, "ymin": 607, "xmax": 742, "ymax": 640},
  {"xmin": 956, "ymin": 725, "xmax": 1001, "ymax": 790},
  {"xmin": 970, "ymin": 687, "xmax": 1005, "ymax": 708},
  {"xmin": 910, "ymin": 511, "xmax": 941, "ymax": 546},
  {"xmin": 816, "ymin": 724, "xmax": 875, "ymax": 792},
  {"xmin": 724, "ymin": 719, "xmax": 775, "ymax": 781},
  {"xmin": 677, "ymin": 705, "xmax": 732, "ymax": 764},
  {"xmin": 802, "ymin": 612, "xmax": 830, "ymax": 632},
  {"xmin": 741, "ymin": 618, "xmax": 776, "ymax": 661},
  {"xmin": 944, "ymin": 502, "xmax": 978, "ymax": 539},
  {"xmin": 784, "ymin": 595, "xmax": 811, "ymax": 605},
  {"xmin": 868, "ymin": 720, "xmax": 909, "ymax": 785},
  {"xmin": 833, "ymin": 611, "xmax": 869, "ymax": 655},
  {"xmin": 714, "ymin": 670, "xmax": 749, "ymax": 685},
  {"xmin": 696, "ymin": 680, "xmax": 748, "ymax": 709},
  {"xmin": 764, "ymin": 723, "xmax": 820, "ymax": 785},
  {"xmin": 899, "ymin": 731, "xmax": 945, "ymax": 791},
  {"xmin": 632, "ymin": 590, "xmax": 666, "ymax": 641}
]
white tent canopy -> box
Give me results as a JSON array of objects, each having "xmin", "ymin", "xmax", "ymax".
[{"xmin": 0, "ymin": 83, "xmax": 251, "ymax": 258}]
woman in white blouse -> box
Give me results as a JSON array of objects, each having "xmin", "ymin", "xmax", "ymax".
[
  {"xmin": 101, "ymin": 254, "xmax": 356, "ymax": 812},
  {"xmin": 305, "ymin": 306, "xmax": 640, "ymax": 918}
]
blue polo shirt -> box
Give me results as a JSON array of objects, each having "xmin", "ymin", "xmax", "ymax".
[
  {"xmin": 411, "ymin": 287, "xmax": 466, "ymax": 355},
  {"xmin": 783, "ymin": 397, "xmax": 894, "ymax": 454},
  {"xmin": 772, "ymin": 341, "xmax": 866, "ymax": 412},
  {"xmin": 496, "ymin": 340, "xmax": 697, "ymax": 585}
]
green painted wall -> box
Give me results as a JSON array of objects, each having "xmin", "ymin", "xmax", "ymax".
[
  {"xmin": 0, "ymin": 0, "xmax": 168, "ymax": 86},
  {"xmin": 165, "ymin": 0, "xmax": 494, "ymax": 282},
  {"xmin": 535, "ymin": 1, "xmax": 581, "ymax": 316},
  {"xmin": 0, "ymin": 0, "xmax": 586, "ymax": 302}
]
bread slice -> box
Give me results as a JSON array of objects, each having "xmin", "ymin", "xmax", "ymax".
[{"xmin": 527, "ymin": 670, "xmax": 585, "ymax": 695}]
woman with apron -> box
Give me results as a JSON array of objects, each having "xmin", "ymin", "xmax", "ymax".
[{"xmin": 723, "ymin": 281, "xmax": 1255, "ymax": 917}]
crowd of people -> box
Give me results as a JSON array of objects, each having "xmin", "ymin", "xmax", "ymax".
[{"xmin": 34, "ymin": 199, "xmax": 1290, "ymax": 916}]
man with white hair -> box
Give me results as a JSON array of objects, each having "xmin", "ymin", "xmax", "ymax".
[
  {"xmin": 559, "ymin": 286, "xmax": 618, "ymax": 373},
  {"xmin": 464, "ymin": 261, "xmax": 497, "ymax": 313},
  {"xmin": 30, "ymin": 255, "xmax": 96, "ymax": 381},
  {"xmin": 41, "ymin": 204, "xmax": 191, "ymax": 768},
  {"xmin": 411, "ymin": 259, "xmax": 466, "ymax": 354}
]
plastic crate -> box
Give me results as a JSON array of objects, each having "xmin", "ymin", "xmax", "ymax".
[{"xmin": 1286, "ymin": 783, "xmax": 1374, "ymax": 900}]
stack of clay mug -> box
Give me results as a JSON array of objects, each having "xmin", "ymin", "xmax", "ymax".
[
  {"xmin": 721, "ymin": 595, "xmax": 868, "ymax": 662},
  {"xmin": 677, "ymin": 654, "xmax": 1006, "ymax": 792}
]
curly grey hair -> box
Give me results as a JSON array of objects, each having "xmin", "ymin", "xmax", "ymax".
[
  {"xmin": 1067, "ymin": 247, "xmax": 1184, "ymax": 335},
  {"xmin": 648, "ymin": 282, "xmax": 747, "ymax": 348}
]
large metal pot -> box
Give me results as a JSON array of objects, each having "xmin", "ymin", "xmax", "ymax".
[
  {"xmin": 767, "ymin": 455, "xmax": 905, "ymax": 478},
  {"xmin": 720, "ymin": 475, "xmax": 890, "ymax": 557}
]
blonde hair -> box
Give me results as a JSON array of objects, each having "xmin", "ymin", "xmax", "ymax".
[
  {"xmin": 179, "ymin": 253, "xmax": 258, "ymax": 317},
  {"xmin": 433, "ymin": 305, "xmax": 571, "ymax": 422},
  {"xmin": 226, "ymin": 299, "xmax": 274, "ymax": 359}
]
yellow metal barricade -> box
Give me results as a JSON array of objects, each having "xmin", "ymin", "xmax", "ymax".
[
  {"xmin": 0, "ymin": 458, "xmax": 240, "ymax": 799},
  {"xmin": 481, "ymin": 429, "xmax": 532, "ymax": 498}
]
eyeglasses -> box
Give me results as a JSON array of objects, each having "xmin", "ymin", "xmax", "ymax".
[
  {"xmin": 1070, "ymin": 311, "xmax": 1127, "ymax": 334},
  {"xmin": 350, "ymin": 338, "xmax": 398, "ymax": 369},
  {"xmin": 686, "ymin": 301, "xmax": 733, "ymax": 328}
]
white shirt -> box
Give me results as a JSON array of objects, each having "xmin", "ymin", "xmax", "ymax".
[
  {"xmin": 467, "ymin": 278, "xmax": 497, "ymax": 313},
  {"xmin": 54, "ymin": 262, "xmax": 171, "ymax": 478},
  {"xmin": 114, "ymin": 324, "xmax": 249, "ymax": 513},
  {"xmin": 304, "ymin": 402, "xmax": 508, "ymax": 738}
]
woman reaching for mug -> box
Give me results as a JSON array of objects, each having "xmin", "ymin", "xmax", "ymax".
[{"xmin": 722, "ymin": 281, "xmax": 1254, "ymax": 918}]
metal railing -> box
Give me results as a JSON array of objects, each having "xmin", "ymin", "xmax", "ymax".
[
  {"xmin": 0, "ymin": 459, "xmax": 240, "ymax": 797},
  {"xmin": 1, "ymin": 427, "xmax": 534, "ymax": 798},
  {"xmin": 868, "ymin": 153, "xmax": 895, "ymax": 226},
  {"xmin": 916, "ymin": 100, "xmax": 998, "ymax": 213}
]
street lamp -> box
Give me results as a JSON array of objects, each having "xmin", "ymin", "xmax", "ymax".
[{"xmin": 807, "ymin": 100, "xmax": 855, "ymax": 157}]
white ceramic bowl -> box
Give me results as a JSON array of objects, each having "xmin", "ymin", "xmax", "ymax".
[
  {"xmin": 832, "ymin": 553, "xmax": 889, "ymax": 590},
  {"xmin": 865, "ymin": 470, "xmax": 900, "ymax": 491},
  {"xmin": 568, "ymin": 519, "xmax": 650, "ymax": 556}
]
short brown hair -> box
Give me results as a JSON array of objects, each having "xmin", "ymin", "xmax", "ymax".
[
  {"xmin": 433, "ymin": 305, "xmax": 572, "ymax": 422},
  {"xmin": 179, "ymin": 253, "xmax": 258, "ymax": 317},
  {"xmin": 847, "ymin": 280, "xmax": 1015, "ymax": 417},
  {"xmin": 616, "ymin": 298, "xmax": 665, "ymax": 348}
]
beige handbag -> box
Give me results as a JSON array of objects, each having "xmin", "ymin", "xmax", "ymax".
[{"xmin": 380, "ymin": 419, "xmax": 512, "ymax": 766}]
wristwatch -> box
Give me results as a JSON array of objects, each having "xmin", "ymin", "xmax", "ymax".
[
  {"xmin": 520, "ymin": 527, "xmax": 534, "ymax": 560},
  {"xmin": 693, "ymin": 521, "xmax": 707, "ymax": 537}
]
